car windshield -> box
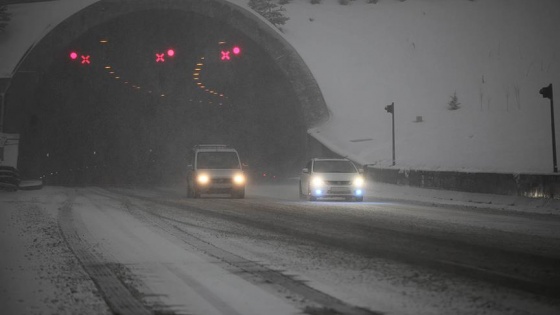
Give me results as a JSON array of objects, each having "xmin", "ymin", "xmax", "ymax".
[
  {"xmin": 196, "ymin": 152, "xmax": 240, "ymax": 169},
  {"xmin": 312, "ymin": 160, "xmax": 357, "ymax": 173}
]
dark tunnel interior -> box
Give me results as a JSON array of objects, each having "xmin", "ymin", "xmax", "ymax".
[{"xmin": 12, "ymin": 9, "xmax": 309, "ymax": 186}]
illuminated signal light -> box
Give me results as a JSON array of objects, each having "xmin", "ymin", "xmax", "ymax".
[
  {"xmin": 156, "ymin": 53, "xmax": 165, "ymax": 62},
  {"xmin": 81, "ymin": 55, "xmax": 91, "ymax": 64},
  {"xmin": 232, "ymin": 46, "xmax": 241, "ymax": 55},
  {"xmin": 70, "ymin": 52, "xmax": 78, "ymax": 60},
  {"xmin": 167, "ymin": 49, "xmax": 175, "ymax": 57},
  {"xmin": 221, "ymin": 50, "xmax": 230, "ymax": 61}
]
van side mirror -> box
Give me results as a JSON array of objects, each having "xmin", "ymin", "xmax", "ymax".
[{"xmin": 302, "ymin": 168, "xmax": 309, "ymax": 174}]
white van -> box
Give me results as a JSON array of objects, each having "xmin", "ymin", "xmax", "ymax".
[{"xmin": 186, "ymin": 145, "xmax": 246, "ymax": 198}]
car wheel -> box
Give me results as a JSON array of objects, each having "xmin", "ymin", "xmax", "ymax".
[
  {"xmin": 306, "ymin": 185, "xmax": 317, "ymax": 201},
  {"xmin": 299, "ymin": 181, "xmax": 305, "ymax": 199}
]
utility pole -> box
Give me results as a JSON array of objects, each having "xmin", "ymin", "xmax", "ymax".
[
  {"xmin": 384, "ymin": 102, "xmax": 395, "ymax": 166},
  {"xmin": 540, "ymin": 84, "xmax": 557, "ymax": 173}
]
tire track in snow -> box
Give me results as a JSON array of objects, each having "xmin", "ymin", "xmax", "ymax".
[
  {"xmin": 98, "ymin": 188, "xmax": 382, "ymax": 315},
  {"xmin": 57, "ymin": 191, "xmax": 152, "ymax": 315},
  {"xmin": 112, "ymin": 188, "xmax": 560, "ymax": 299}
]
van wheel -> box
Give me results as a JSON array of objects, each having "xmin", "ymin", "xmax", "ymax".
[{"xmin": 232, "ymin": 189, "xmax": 245, "ymax": 199}]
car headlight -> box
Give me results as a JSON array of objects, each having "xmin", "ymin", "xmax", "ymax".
[
  {"xmin": 311, "ymin": 176, "xmax": 324, "ymax": 187},
  {"xmin": 233, "ymin": 174, "xmax": 245, "ymax": 185},
  {"xmin": 353, "ymin": 176, "xmax": 365, "ymax": 188},
  {"xmin": 197, "ymin": 174, "xmax": 210, "ymax": 185}
]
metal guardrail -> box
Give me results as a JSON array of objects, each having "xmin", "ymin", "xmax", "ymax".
[{"xmin": 364, "ymin": 166, "xmax": 560, "ymax": 199}]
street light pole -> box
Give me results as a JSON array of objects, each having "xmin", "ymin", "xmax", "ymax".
[
  {"xmin": 385, "ymin": 102, "xmax": 395, "ymax": 166},
  {"xmin": 540, "ymin": 84, "xmax": 557, "ymax": 173}
]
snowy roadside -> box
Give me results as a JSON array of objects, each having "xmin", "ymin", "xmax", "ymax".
[
  {"xmin": 0, "ymin": 189, "xmax": 111, "ymax": 315},
  {"xmin": 255, "ymin": 177, "xmax": 560, "ymax": 216},
  {"xmin": 365, "ymin": 181, "xmax": 560, "ymax": 216}
]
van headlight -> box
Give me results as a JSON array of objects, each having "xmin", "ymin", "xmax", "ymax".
[
  {"xmin": 233, "ymin": 174, "xmax": 245, "ymax": 185},
  {"xmin": 353, "ymin": 176, "xmax": 365, "ymax": 188},
  {"xmin": 311, "ymin": 176, "xmax": 324, "ymax": 187},
  {"xmin": 197, "ymin": 174, "xmax": 210, "ymax": 185}
]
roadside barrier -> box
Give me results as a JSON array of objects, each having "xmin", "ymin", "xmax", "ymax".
[{"xmin": 364, "ymin": 166, "xmax": 560, "ymax": 199}]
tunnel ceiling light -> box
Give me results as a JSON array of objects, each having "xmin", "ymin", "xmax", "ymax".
[
  {"xmin": 99, "ymin": 39, "xmax": 108, "ymax": 44},
  {"xmin": 105, "ymin": 66, "xmax": 111, "ymax": 69},
  {"xmin": 115, "ymin": 76, "xmax": 120, "ymax": 79}
]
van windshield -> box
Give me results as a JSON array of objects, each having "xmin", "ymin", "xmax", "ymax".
[{"xmin": 196, "ymin": 152, "xmax": 240, "ymax": 169}]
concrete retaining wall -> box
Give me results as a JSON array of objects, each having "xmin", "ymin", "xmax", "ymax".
[{"xmin": 364, "ymin": 166, "xmax": 560, "ymax": 199}]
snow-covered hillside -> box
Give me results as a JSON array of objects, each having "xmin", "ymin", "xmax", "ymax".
[{"xmin": 265, "ymin": 0, "xmax": 560, "ymax": 174}]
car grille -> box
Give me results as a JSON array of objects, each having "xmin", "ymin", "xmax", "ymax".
[
  {"xmin": 211, "ymin": 178, "xmax": 232, "ymax": 184},
  {"xmin": 325, "ymin": 180, "xmax": 352, "ymax": 185}
]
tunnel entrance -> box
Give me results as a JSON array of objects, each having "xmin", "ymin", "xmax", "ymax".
[{"xmin": 5, "ymin": 0, "xmax": 330, "ymax": 186}]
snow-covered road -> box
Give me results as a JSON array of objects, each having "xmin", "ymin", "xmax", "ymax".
[{"xmin": 1, "ymin": 183, "xmax": 560, "ymax": 314}]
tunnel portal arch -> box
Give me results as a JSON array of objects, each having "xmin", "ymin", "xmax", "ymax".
[
  {"xmin": 11, "ymin": 0, "xmax": 328, "ymax": 128},
  {"xmin": 7, "ymin": 0, "xmax": 331, "ymax": 184}
]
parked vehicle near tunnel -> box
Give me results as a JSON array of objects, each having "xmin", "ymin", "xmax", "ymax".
[
  {"xmin": 300, "ymin": 158, "xmax": 365, "ymax": 202},
  {"xmin": 186, "ymin": 145, "xmax": 245, "ymax": 199}
]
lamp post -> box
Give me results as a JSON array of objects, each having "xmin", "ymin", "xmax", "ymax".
[
  {"xmin": 384, "ymin": 102, "xmax": 395, "ymax": 166},
  {"xmin": 539, "ymin": 84, "xmax": 557, "ymax": 173}
]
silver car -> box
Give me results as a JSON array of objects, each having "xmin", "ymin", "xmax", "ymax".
[{"xmin": 299, "ymin": 158, "xmax": 365, "ymax": 202}]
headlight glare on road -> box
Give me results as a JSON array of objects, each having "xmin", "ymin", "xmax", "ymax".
[
  {"xmin": 353, "ymin": 176, "xmax": 365, "ymax": 188},
  {"xmin": 233, "ymin": 174, "xmax": 245, "ymax": 185},
  {"xmin": 311, "ymin": 176, "xmax": 324, "ymax": 187},
  {"xmin": 197, "ymin": 174, "xmax": 210, "ymax": 185}
]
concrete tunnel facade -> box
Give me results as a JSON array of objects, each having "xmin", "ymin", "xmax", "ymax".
[{"xmin": 4, "ymin": 0, "xmax": 336, "ymax": 184}]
